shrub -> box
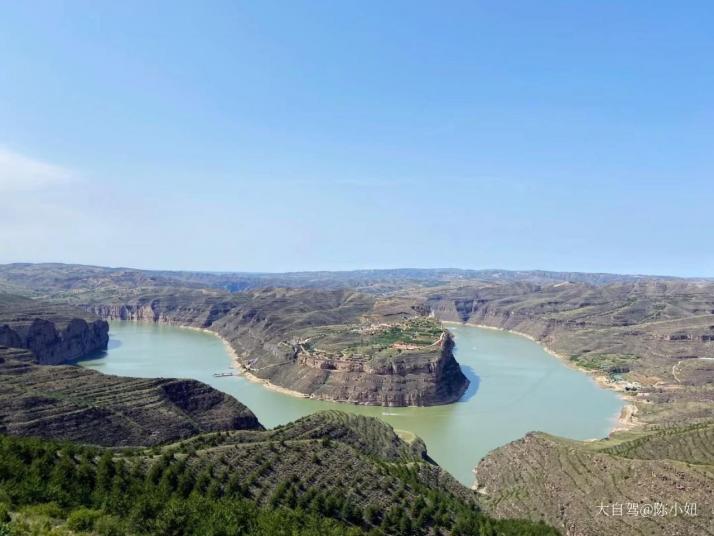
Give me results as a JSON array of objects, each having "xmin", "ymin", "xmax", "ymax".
[
  {"xmin": 155, "ymin": 499, "xmax": 190, "ymax": 535},
  {"xmin": 18, "ymin": 502, "xmax": 64, "ymax": 519},
  {"xmin": 66, "ymin": 507, "xmax": 102, "ymax": 531},
  {"xmin": 94, "ymin": 514, "xmax": 125, "ymax": 536},
  {"xmin": 0, "ymin": 503, "xmax": 8, "ymax": 523}
]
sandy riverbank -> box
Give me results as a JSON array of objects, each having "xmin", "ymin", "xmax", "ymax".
[{"xmin": 177, "ymin": 325, "xmax": 311, "ymax": 399}]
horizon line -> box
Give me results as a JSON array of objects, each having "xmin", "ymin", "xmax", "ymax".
[{"xmin": 0, "ymin": 260, "xmax": 710, "ymax": 281}]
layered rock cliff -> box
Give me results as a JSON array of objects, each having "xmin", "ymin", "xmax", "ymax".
[
  {"xmin": 0, "ymin": 296, "xmax": 108, "ymax": 364},
  {"xmin": 0, "ymin": 295, "xmax": 263, "ymax": 445},
  {"xmin": 255, "ymin": 331, "xmax": 468, "ymax": 406},
  {"xmin": 423, "ymin": 281, "xmax": 714, "ymax": 424}
]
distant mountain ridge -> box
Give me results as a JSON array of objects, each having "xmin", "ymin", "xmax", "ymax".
[{"xmin": 0, "ymin": 262, "xmax": 705, "ymax": 298}]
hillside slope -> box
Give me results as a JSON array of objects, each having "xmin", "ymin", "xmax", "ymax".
[
  {"xmin": 0, "ymin": 346, "xmax": 263, "ymax": 445},
  {"xmin": 424, "ymin": 280, "xmax": 714, "ymax": 425},
  {"xmin": 0, "ymin": 412, "xmax": 558, "ymax": 535},
  {"xmin": 423, "ymin": 280, "xmax": 714, "ymax": 534},
  {"xmin": 475, "ymin": 428, "xmax": 714, "ymax": 536}
]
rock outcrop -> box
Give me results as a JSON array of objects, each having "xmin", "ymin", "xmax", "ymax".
[
  {"xmin": 271, "ymin": 331, "xmax": 468, "ymax": 406},
  {"xmin": 0, "ymin": 296, "xmax": 108, "ymax": 364}
]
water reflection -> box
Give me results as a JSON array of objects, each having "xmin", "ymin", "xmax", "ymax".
[{"xmin": 457, "ymin": 364, "xmax": 480, "ymax": 402}]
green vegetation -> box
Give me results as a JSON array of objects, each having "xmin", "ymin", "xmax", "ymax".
[
  {"xmin": 5, "ymin": 263, "xmax": 713, "ymax": 533},
  {"xmin": 0, "ymin": 433, "xmax": 558, "ymax": 536},
  {"xmin": 340, "ymin": 317, "xmax": 444, "ymax": 358},
  {"xmin": 370, "ymin": 318, "xmax": 442, "ymax": 347},
  {"xmin": 570, "ymin": 353, "xmax": 639, "ymax": 373}
]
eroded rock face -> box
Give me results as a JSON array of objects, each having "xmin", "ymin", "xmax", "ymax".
[
  {"xmin": 274, "ymin": 332, "xmax": 468, "ymax": 406},
  {"xmin": 0, "ymin": 299, "xmax": 109, "ymax": 364}
]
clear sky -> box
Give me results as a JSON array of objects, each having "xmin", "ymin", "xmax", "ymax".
[{"xmin": 1, "ymin": 2, "xmax": 712, "ymax": 276}]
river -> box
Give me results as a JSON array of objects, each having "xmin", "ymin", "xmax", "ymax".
[{"xmin": 78, "ymin": 321, "xmax": 623, "ymax": 486}]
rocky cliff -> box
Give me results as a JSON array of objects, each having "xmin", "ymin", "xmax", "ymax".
[
  {"xmin": 259, "ymin": 331, "xmax": 468, "ymax": 406},
  {"xmin": 0, "ymin": 295, "xmax": 108, "ymax": 364},
  {"xmin": 0, "ymin": 295, "xmax": 264, "ymax": 445},
  {"xmin": 423, "ymin": 280, "xmax": 714, "ymax": 424}
]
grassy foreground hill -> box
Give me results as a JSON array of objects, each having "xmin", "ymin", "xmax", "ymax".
[
  {"xmin": 0, "ymin": 413, "xmax": 558, "ymax": 536},
  {"xmin": 475, "ymin": 428, "xmax": 714, "ymax": 536}
]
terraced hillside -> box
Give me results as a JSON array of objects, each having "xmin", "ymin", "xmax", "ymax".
[
  {"xmin": 475, "ymin": 427, "xmax": 714, "ymax": 536},
  {"xmin": 0, "ymin": 412, "xmax": 558, "ymax": 536},
  {"xmin": 0, "ymin": 346, "xmax": 263, "ymax": 445},
  {"xmin": 600, "ymin": 422, "xmax": 714, "ymax": 464},
  {"xmin": 3, "ymin": 263, "xmax": 713, "ymax": 534}
]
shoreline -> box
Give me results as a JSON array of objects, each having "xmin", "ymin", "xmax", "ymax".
[
  {"xmin": 176, "ymin": 325, "xmax": 312, "ymax": 399},
  {"xmin": 98, "ymin": 318, "xmax": 313, "ymax": 399},
  {"xmin": 442, "ymin": 320, "xmax": 639, "ymax": 435}
]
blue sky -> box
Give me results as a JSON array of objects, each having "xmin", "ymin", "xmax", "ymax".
[{"xmin": 1, "ymin": 1, "xmax": 712, "ymax": 275}]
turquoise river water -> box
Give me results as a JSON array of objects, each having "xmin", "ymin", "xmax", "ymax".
[{"xmin": 78, "ymin": 321, "xmax": 623, "ymax": 486}]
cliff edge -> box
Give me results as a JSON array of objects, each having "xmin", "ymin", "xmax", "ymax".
[{"xmin": 0, "ymin": 294, "xmax": 108, "ymax": 364}]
